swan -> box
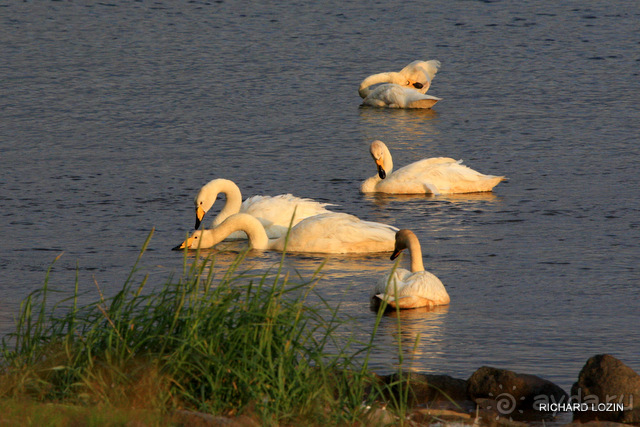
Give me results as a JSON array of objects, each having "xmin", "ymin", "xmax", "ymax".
[
  {"xmin": 193, "ymin": 178, "xmax": 334, "ymax": 239},
  {"xmin": 361, "ymin": 140, "xmax": 505, "ymax": 194},
  {"xmin": 372, "ymin": 229, "xmax": 450, "ymax": 309},
  {"xmin": 174, "ymin": 212, "xmax": 398, "ymax": 254},
  {"xmin": 359, "ymin": 60, "xmax": 442, "ymax": 109},
  {"xmin": 358, "ymin": 60, "xmax": 441, "ymax": 98}
]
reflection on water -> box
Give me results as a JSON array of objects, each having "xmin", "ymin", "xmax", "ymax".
[
  {"xmin": 363, "ymin": 191, "xmax": 499, "ymax": 208},
  {"xmin": 358, "ymin": 107, "xmax": 440, "ymax": 140},
  {"xmin": 372, "ymin": 305, "xmax": 449, "ymax": 373}
]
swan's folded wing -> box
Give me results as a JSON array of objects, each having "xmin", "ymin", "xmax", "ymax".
[{"xmin": 241, "ymin": 194, "xmax": 335, "ymax": 227}]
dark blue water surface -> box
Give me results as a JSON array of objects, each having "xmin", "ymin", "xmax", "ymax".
[{"xmin": 1, "ymin": 1, "xmax": 639, "ymax": 395}]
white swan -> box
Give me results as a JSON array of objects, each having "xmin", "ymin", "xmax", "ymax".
[
  {"xmin": 361, "ymin": 140, "xmax": 505, "ymax": 194},
  {"xmin": 174, "ymin": 212, "xmax": 398, "ymax": 254},
  {"xmin": 372, "ymin": 229, "xmax": 450, "ymax": 309},
  {"xmin": 359, "ymin": 60, "xmax": 442, "ymax": 109},
  {"xmin": 193, "ymin": 178, "xmax": 334, "ymax": 239},
  {"xmin": 358, "ymin": 60, "xmax": 441, "ymax": 98}
]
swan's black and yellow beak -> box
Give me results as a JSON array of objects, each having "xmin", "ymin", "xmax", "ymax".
[
  {"xmin": 172, "ymin": 236, "xmax": 194, "ymax": 251},
  {"xmin": 412, "ymin": 82, "xmax": 424, "ymax": 89},
  {"xmin": 390, "ymin": 247, "xmax": 404, "ymax": 261},
  {"xmin": 375, "ymin": 158, "xmax": 386, "ymax": 179},
  {"xmin": 194, "ymin": 206, "xmax": 206, "ymax": 229}
]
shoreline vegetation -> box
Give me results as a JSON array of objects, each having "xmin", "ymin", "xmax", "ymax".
[
  {"xmin": 1, "ymin": 231, "xmax": 637, "ymax": 426},
  {"xmin": 0, "ymin": 230, "xmax": 417, "ymax": 425}
]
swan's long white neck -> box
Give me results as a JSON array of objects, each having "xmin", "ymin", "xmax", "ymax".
[
  {"xmin": 197, "ymin": 179, "xmax": 244, "ymax": 227},
  {"xmin": 203, "ymin": 213, "xmax": 270, "ymax": 249},
  {"xmin": 358, "ymin": 72, "xmax": 403, "ymax": 98},
  {"xmin": 405, "ymin": 233, "xmax": 425, "ymax": 272},
  {"xmin": 379, "ymin": 142, "xmax": 394, "ymax": 175}
]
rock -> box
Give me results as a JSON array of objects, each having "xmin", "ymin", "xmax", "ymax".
[
  {"xmin": 380, "ymin": 372, "xmax": 472, "ymax": 410},
  {"xmin": 570, "ymin": 354, "xmax": 640, "ymax": 423},
  {"xmin": 467, "ymin": 366, "xmax": 568, "ymax": 419}
]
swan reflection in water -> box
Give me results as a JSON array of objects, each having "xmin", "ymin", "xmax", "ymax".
[
  {"xmin": 358, "ymin": 107, "xmax": 439, "ymax": 139},
  {"xmin": 363, "ymin": 190, "xmax": 500, "ymax": 208},
  {"xmin": 371, "ymin": 304, "xmax": 450, "ymax": 373}
]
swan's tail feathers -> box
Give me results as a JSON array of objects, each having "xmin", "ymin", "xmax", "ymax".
[{"xmin": 406, "ymin": 97, "xmax": 441, "ymax": 109}]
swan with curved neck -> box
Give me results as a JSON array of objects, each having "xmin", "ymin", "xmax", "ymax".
[
  {"xmin": 358, "ymin": 60, "xmax": 441, "ymax": 99},
  {"xmin": 194, "ymin": 178, "xmax": 333, "ymax": 238},
  {"xmin": 175, "ymin": 212, "xmax": 398, "ymax": 254},
  {"xmin": 361, "ymin": 140, "xmax": 505, "ymax": 194},
  {"xmin": 372, "ymin": 229, "xmax": 450, "ymax": 309}
]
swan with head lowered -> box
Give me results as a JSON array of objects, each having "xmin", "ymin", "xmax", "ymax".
[
  {"xmin": 372, "ymin": 229, "xmax": 450, "ymax": 310},
  {"xmin": 174, "ymin": 212, "xmax": 398, "ymax": 254},
  {"xmin": 359, "ymin": 60, "xmax": 441, "ymax": 98},
  {"xmin": 359, "ymin": 60, "xmax": 442, "ymax": 109},
  {"xmin": 361, "ymin": 140, "xmax": 505, "ymax": 194},
  {"xmin": 193, "ymin": 178, "xmax": 334, "ymax": 239}
]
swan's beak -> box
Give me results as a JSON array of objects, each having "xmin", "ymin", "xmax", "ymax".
[
  {"xmin": 375, "ymin": 159, "xmax": 386, "ymax": 179},
  {"xmin": 412, "ymin": 82, "xmax": 423, "ymax": 89},
  {"xmin": 390, "ymin": 248, "xmax": 404, "ymax": 260},
  {"xmin": 172, "ymin": 236, "xmax": 194, "ymax": 251},
  {"xmin": 195, "ymin": 206, "xmax": 206, "ymax": 229}
]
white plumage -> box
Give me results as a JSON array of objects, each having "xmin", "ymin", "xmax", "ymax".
[
  {"xmin": 193, "ymin": 178, "xmax": 334, "ymax": 239},
  {"xmin": 175, "ymin": 212, "xmax": 399, "ymax": 254},
  {"xmin": 361, "ymin": 140, "xmax": 505, "ymax": 194},
  {"xmin": 358, "ymin": 60, "xmax": 442, "ymax": 109},
  {"xmin": 372, "ymin": 229, "xmax": 450, "ymax": 310}
]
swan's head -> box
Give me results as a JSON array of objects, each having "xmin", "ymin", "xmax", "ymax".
[
  {"xmin": 370, "ymin": 140, "xmax": 391, "ymax": 179},
  {"xmin": 193, "ymin": 179, "xmax": 225, "ymax": 229},
  {"xmin": 172, "ymin": 230, "xmax": 217, "ymax": 251},
  {"xmin": 399, "ymin": 60, "xmax": 441, "ymax": 94},
  {"xmin": 390, "ymin": 229, "xmax": 416, "ymax": 260}
]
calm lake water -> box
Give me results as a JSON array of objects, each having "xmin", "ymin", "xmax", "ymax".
[{"xmin": 1, "ymin": 1, "xmax": 639, "ymax": 396}]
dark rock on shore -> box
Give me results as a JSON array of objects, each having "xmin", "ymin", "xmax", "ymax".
[
  {"xmin": 467, "ymin": 366, "xmax": 568, "ymax": 417},
  {"xmin": 571, "ymin": 354, "xmax": 640, "ymax": 424}
]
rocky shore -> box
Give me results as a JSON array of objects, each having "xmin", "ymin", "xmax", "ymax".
[
  {"xmin": 179, "ymin": 354, "xmax": 639, "ymax": 426},
  {"xmin": 369, "ymin": 354, "xmax": 640, "ymax": 426}
]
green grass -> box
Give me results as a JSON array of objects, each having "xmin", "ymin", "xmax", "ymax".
[{"xmin": 0, "ymin": 230, "xmax": 419, "ymax": 426}]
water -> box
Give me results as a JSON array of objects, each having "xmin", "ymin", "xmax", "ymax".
[{"xmin": 1, "ymin": 1, "xmax": 639, "ymax": 396}]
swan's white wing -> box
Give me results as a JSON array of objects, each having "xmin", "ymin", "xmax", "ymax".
[
  {"xmin": 373, "ymin": 269, "xmax": 450, "ymax": 308},
  {"xmin": 376, "ymin": 158, "xmax": 504, "ymax": 194},
  {"xmin": 282, "ymin": 213, "xmax": 397, "ymax": 253},
  {"xmin": 240, "ymin": 194, "xmax": 334, "ymax": 235},
  {"xmin": 363, "ymin": 84, "xmax": 441, "ymax": 109}
]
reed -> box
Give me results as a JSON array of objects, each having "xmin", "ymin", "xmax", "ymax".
[{"xmin": 0, "ymin": 230, "xmax": 400, "ymax": 425}]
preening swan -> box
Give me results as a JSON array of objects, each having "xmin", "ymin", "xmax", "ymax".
[
  {"xmin": 361, "ymin": 140, "xmax": 505, "ymax": 194},
  {"xmin": 372, "ymin": 229, "xmax": 450, "ymax": 310},
  {"xmin": 358, "ymin": 60, "xmax": 441, "ymax": 98},
  {"xmin": 174, "ymin": 212, "xmax": 398, "ymax": 254},
  {"xmin": 194, "ymin": 178, "xmax": 333, "ymax": 238},
  {"xmin": 359, "ymin": 60, "xmax": 442, "ymax": 109}
]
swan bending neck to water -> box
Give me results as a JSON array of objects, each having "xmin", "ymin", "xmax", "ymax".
[
  {"xmin": 193, "ymin": 178, "xmax": 333, "ymax": 238},
  {"xmin": 358, "ymin": 60, "xmax": 441, "ymax": 99},
  {"xmin": 372, "ymin": 229, "xmax": 450, "ymax": 310},
  {"xmin": 361, "ymin": 140, "xmax": 505, "ymax": 194},
  {"xmin": 174, "ymin": 212, "xmax": 398, "ymax": 254}
]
